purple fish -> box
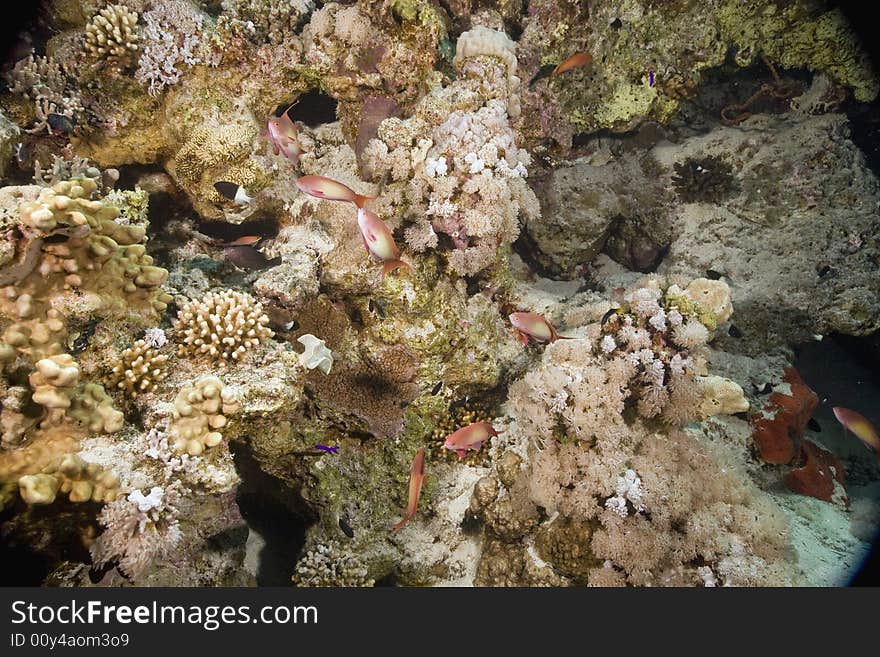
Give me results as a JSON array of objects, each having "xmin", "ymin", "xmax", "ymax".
[
  {"xmin": 649, "ymin": 71, "xmax": 655, "ymax": 87},
  {"xmin": 314, "ymin": 445, "xmax": 339, "ymax": 454}
]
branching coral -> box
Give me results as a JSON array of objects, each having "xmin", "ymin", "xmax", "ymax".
[
  {"xmin": 83, "ymin": 4, "xmax": 140, "ymax": 69},
  {"xmin": 135, "ymin": 0, "xmax": 209, "ymax": 95},
  {"xmin": 108, "ymin": 338, "xmax": 170, "ymax": 397},
  {"xmin": 5, "ymin": 52, "xmax": 84, "ymax": 133},
  {"xmin": 173, "ymin": 289, "xmax": 274, "ymax": 364}
]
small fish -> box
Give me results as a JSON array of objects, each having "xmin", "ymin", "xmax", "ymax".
[
  {"xmin": 832, "ymin": 407, "xmax": 880, "ymax": 456},
  {"xmin": 391, "ymin": 448, "xmax": 426, "ymax": 532},
  {"xmin": 214, "ymin": 181, "xmax": 253, "ymax": 206},
  {"xmin": 222, "ymin": 235, "xmax": 262, "ymax": 246},
  {"xmin": 314, "ymin": 444, "xmax": 339, "ymax": 454},
  {"xmin": 601, "ymin": 307, "xmax": 619, "ymax": 327},
  {"xmin": 295, "ymin": 175, "xmax": 375, "ymax": 208},
  {"xmin": 14, "ymin": 141, "xmax": 33, "ymax": 168},
  {"xmin": 223, "ymin": 245, "xmax": 281, "ymax": 271},
  {"xmin": 431, "ymin": 381, "xmax": 442, "ymax": 395},
  {"xmin": 47, "ymin": 113, "xmax": 75, "ymax": 134},
  {"xmin": 262, "ymin": 103, "xmax": 302, "ymax": 163},
  {"xmin": 509, "ymin": 312, "xmax": 573, "ymax": 345},
  {"xmin": 649, "ymin": 70, "xmax": 655, "ymax": 87},
  {"xmin": 549, "ymin": 52, "xmax": 592, "ymax": 79},
  {"xmin": 357, "ymin": 207, "xmax": 412, "ymax": 277},
  {"xmin": 339, "ymin": 517, "xmax": 354, "ymax": 538},
  {"xmin": 528, "ymin": 63, "xmax": 558, "ymax": 87},
  {"xmin": 368, "ymin": 298, "xmax": 386, "ymax": 318},
  {"xmin": 443, "ymin": 421, "xmax": 502, "ymax": 459}
]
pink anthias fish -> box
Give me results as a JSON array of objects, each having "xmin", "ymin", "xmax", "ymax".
[
  {"xmin": 508, "ymin": 312, "xmax": 573, "ymax": 345},
  {"xmin": 443, "ymin": 421, "xmax": 502, "ymax": 459},
  {"xmin": 833, "ymin": 407, "xmax": 880, "ymax": 458},
  {"xmin": 391, "ymin": 448, "xmax": 426, "ymax": 532},
  {"xmin": 357, "ymin": 207, "xmax": 412, "ymax": 277},
  {"xmin": 262, "ymin": 104, "xmax": 302, "ymax": 163},
  {"xmin": 295, "ymin": 175, "xmax": 375, "ymax": 209}
]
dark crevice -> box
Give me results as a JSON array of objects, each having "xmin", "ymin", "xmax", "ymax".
[
  {"xmin": 230, "ymin": 440, "xmax": 316, "ymax": 586},
  {"xmin": 292, "ymin": 88, "xmax": 339, "ymax": 127}
]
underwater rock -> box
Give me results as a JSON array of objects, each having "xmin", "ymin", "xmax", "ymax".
[{"xmin": 656, "ymin": 113, "xmax": 880, "ymax": 349}]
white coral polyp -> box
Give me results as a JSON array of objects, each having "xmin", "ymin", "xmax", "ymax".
[{"xmin": 424, "ymin": 156, "xmax": 448, "ymax": 177}]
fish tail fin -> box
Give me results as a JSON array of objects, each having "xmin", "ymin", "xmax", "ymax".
[
  {"xmin": 381, "ymin": 259, "xmax": 412, "ymax": 277},
  {"xmin": 354, "ymin": 193, "xmax": 376, "ymax": 209}
]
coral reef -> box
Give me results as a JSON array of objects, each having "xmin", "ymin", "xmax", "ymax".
[{"xmin": 0, "ymin": 0, "xmax": 877, "ymax": 590}]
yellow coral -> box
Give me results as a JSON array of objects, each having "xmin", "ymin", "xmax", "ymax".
[
  {"xmin": 84, "ymin": 4, "xmax": 139, "ymax": 66},
  {"xmin": 173, "ymin": 289, "xmax": 273, "ymax": 365},
  {"xmin": 18, "ymin": 453, "xmax": 120, "ymax": 505},
  {"xmin": 108, "ymin": 339, "xmax": 169, "ymax": 396},
  {"xmin": 168, "ymin": 375, "xmax": 240, "ymax": 455}
]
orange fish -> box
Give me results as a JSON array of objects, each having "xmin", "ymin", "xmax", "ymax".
[
  {"xmin": 296, "ymin": 175, "xmax": 375, "ymax": 208},
  {"xmin": 262, "ymin": 104, "xmax": 302, "ymax": 163},
  {"xmin": 443, "ymin": 421, "xmax": 501, "ymax": 459},
  {"xmin": 833, "ymin": 407, "xmax": 880, "ymax": 456},
  {"xmin": 391, "ymin": 448, "xmax": 426, "ymax": 532},
  {"xmin": 550, "ymin": 52, "xmax": 592, "ymax": 79},
  {"xmin": 357, "ymin": 207, "xmax": 412, "ymax": 277},
  {"xmin": 509, "ymin": 312, "xmax": 573, "ymax": 345}
]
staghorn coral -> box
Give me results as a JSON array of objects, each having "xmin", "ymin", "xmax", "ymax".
[
  {"xmin": 168, "ymin": 375, "xmax": 240, "ymax": 456},
  {"xmin": 83, "ymin": 4, "xmax": 140, "ymax": 69},
  {"xmin": 108, "ymin": 338, "xmax": 170, "ymax": 397},
  {"xmin": 173, "ymin": 289, "xmax": 274, "ymax": 365},
  {"xmin": 18, "ymin": 452, "xmax": 120, "ymax": 505}
]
